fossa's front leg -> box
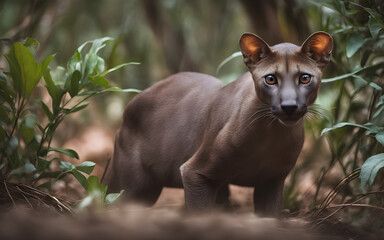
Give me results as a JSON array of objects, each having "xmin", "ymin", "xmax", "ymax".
[
  {"xmin": 180, "ymin": 161, "xmax": 219, "ymax": 210},
  {"xmin": 253, "ymin": 180, "xmax": 284, "ymax": 217}
]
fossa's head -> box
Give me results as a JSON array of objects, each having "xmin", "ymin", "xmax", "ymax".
[{"xmin": 239, "ymin": 32, "xmax": 333, "ymax": 126}]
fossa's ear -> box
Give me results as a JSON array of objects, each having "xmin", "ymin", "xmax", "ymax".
[
  {"xmin": 301, "ymin": 31, "xmax": 333, "ymax": 69},
  {"xmin": 239, "ymin": 33, "xmax": 272, "ymax": 67}
]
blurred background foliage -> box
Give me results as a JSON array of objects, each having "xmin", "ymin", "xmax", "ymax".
[{"xmin": 0, "ymin": 0, "xmax": 383, "ymax": 224}]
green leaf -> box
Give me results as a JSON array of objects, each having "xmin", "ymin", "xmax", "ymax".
[
  {"xmin": 322, "ymin": 68, "xmax": 366, "ymax": 83},
  {"xmin": 375, "ymin": 132, "xmax": 384, "ymax": 146},
  {"xmin": 360, "ymin": 153, "xmax": 384, "ymax": 188},
  {"xmin": 69, "ymin": 104, "xmax": 89, "ymax": 114},
  {"xmin": 352, "ymin": 75, "xmax": 382, "ymax": 92},
  {"xmin": 59, "ymin": 161, "xmax": 75, "ymax": 171},
  {"xmin": 346, "ymin": 32, "xmax": 366, "ymax": 58},
  {"xmin": 71, "ymin": 170, "xmax": 88, "ymax": 190},
  {"xmin": 95, "ymin": 56, "xmax": 105, "ymax": 74},
  {"xmin": 5, "ymin": 43, "xmax": 54, "ymax": 96},
  {"xmin": 41, "ymin": 101, "xmax": 53, "ymax": 121},
  {"xmin": 105, "ymin": 190, "xmax": 124, "ymax": 204},
  {"xmin": 20, "ymin": 115, "xmax": 36, "ymax": 143},
  {"xmin": 100, "ymin": 62, "xmax": 140, "ymax": 77},
  {"xmin": 82, "ymin": 38, "xmax": 113, "ymax": 81},
  {"xmin": 76, "ymin": 175, "xmax": 108, "ymax": 210},
  {"xmin": 75, "ymin": 161, "xmax": 95, "ymax": 174},
  {"xmin": 48, "ymin": 147, "xmax": 79, "ymax": 159},
  {"xmin": 88, "ymin": 75, "xmax": 110, "ymax": 88},
  {"xmin": 8, "ymin": 162, "xmax": 36, "ymax": 176},
  {"xmin": 24, "ymin": 162, "xmax": 36, "ymax": 173},
  {"xmin": 67, "ymin": 50, "xmax": 82, "ymax": 75},
  {"xmin": 78, "ymin": 87, "xmax": 141, "ymax": 96},
  {"xmin": 43, "ymin": 69, "xmax": 64, "ymax": 114},
  {"xmin": 216, "ymin": 51, "xmax": 242, "ymax": 76},
  {"xmin": 37, "ymin": 158, "xmax": 51, "ymax": 172},
  {"xmin": 321, "ymin": 122, "xmax": 371, "ymax": 136},
  {"xmin": 368, "ymin": 16, "xmax": 382, "ymax": 39},
  {"xmin": 0, "ymin": 73, "xmax": 16, "ymax": 109},
  {"xmin": 86, "ymin": 175, "xmax": 107, "ymax": 195},
  {"xmin": 67, "ymin": 70, "xmax": 81, "ymax": 97}
]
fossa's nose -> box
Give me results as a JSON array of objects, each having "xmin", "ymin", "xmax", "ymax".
[{"xmin": 281, "ymin": 101, "xmax": 297, "ymax": 115}]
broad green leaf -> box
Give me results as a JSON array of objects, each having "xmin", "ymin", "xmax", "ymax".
[
  {"xmin": 105, "ymin": 190, "xmax": 124, "ymax": 204},
  {"xmin": 9, "ymin": 136, "xmax": 19, "ymax": 150},
  {"xmin": 82, "ymin": 38, "xmax": 113, "ymax": 81},
  {"xmin": 77, "ymin": 37, "xmax": 112, "ymax": 53},
  {"xmin": 321, "ymin": 122, "xmax": 371, "ymax": 136},
  {"xmin": 48, "ymin": 147, "xmax": 79, "ymax": 159},
  {"xmin": 67, "ymin": 50, "xmax": 82, "ymax": 75},
  {"xmin": 23, "ymin": 115, "xmax": 36, "ymax": 128},
  {"xmin": 43, "ymin": 69, "xmax": 64, "ymax": 114},
  {"xmin": 360, "ymin": 153, "xmax": 384, "ymax": 188},
  {"xmin": 368, "ymin": 16, "xmax": 382, "ymax": 39},
  {"xmin": 88, "ymin": 75, "xmax": 110, "ymax": 88},
  {"xmin": 67, "ymin": 70, "xmax": 81, "ymax": 97},
  {"xmin": 216, "ymin": 51, "xmax": 242, "ymax": 76},
  {"xmin": 24, "ymin": 162, "xmax": 36, "ymax": 173},
  {"xmin": 75, "ymin": 161, "xmax": 96, "ymax": 174},
  {"xmin": 76, "ymin": 175, "xmax": 108, "ymax": 210},
  {"xmin": 52, "ymin": 66, "xmax": 66, "ymax": 84},
  {"xmin": 20, "ymin": 115, "xmax": 36, "ymax": 143},
  {"xmin": 24, "ymin": 38, "xmax": 39, "ymax": 55},
  {"xmin": 20, "ymin": 126, "xmax": 34, "ymax": 143},
  {"xmin": 71, "ymin": 170, "xmax": 88, "ymax": 190},
  {"xmin": 100, "ymin": 62, "xmax": 140, "ymax": 77},
  {"xmin": 59, "ymin": 161, "xmax": 75, "ymax": 171},
  {"xmin": 86, "ymin": 175, "xmax": 107, "ymax": 195},
  {"xmin": 5, "ymin": 43, "xmax": 54, "ymax": 96},
  {"xmin": 346, "ymin": 32, "xmax": 366, "ymax": 58},
  {"xmin": 95, "ymin": 56, "xmax": 105, "ymax": 74}
]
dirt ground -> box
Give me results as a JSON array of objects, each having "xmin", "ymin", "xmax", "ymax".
[
  {"xmin": 1, "ymin": 183, "xmax": 382, "ymax": 240},
  {"xmin": 0, "ymin": 201, "xmax": 340, "ymax": 240}
]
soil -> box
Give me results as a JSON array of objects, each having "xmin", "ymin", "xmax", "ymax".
[{"xmin": 0, "ymin": 185, "xmax": 382, "ymax": 240}]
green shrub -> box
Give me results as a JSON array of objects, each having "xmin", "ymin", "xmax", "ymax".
[{"xmin": 0, "ymin": 37, "xmax": 139, "ymax": 203}]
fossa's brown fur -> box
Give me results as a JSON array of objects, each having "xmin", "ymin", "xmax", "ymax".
[{"xmin": 103, "ymin": 32, "xmax": 333, "ymax": 216}]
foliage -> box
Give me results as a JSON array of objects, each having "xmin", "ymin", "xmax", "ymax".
[
  {"xmin": 77, "ymin": 175, "xmax": 124, "ymax": 210},
  {"xmin": 318, "ymin": 0, "xmax": 384, "ymax": 190},
  {"xmin": 0, "ymin": 37, "xmax": 139, "ymax": 194}
]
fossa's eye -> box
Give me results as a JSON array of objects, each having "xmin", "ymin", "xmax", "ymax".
[
  {"xmin": 299, "ymin": 74, "xmax": 312, "ymax": 84},
  {"xmin": 264, "ymin": 75, "xmax": 278, "ymax": 85}
]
